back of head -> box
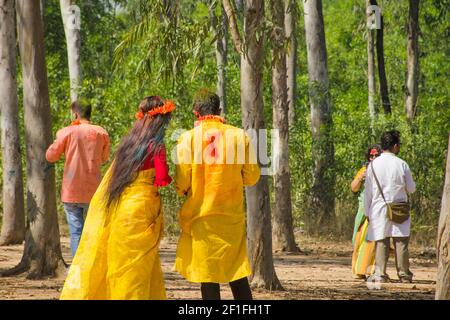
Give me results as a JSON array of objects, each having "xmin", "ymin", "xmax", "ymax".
[
  {"xmin": 365, "ymin": 144, "xmax": 382, "ymax": 162},
  {"xmin": 380, "ymin": 130, "xmax": 400, "ymax": 151},
  {"xmin": 107, "ymin": 96, "xmax": 173, "ymax": 207},
  {"xmin": 71, "ymin": 99, "xmax": 92, "ymax": 121},
  {"xmin": 192, "ymin": 89, "xmax": 221, "ymax": 116}
]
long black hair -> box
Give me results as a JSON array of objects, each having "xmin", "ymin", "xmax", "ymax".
[{"xmin": 107, "ymin": 96, "xmax": 171, "ymax": 207}]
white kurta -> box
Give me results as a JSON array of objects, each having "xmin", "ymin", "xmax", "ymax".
[{"xmin": 364, "ymin": 152, "xmax": 416, "ymax": 241}]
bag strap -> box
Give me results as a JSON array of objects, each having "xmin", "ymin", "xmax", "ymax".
[{"xmin": 370, "ymin": 162, "xmax": 388, "ymax": 205}]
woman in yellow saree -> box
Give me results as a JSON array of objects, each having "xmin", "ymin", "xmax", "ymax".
[
  {"xmin": 351, "ymin": 144, "xmax": 381, "ymax": 279},
  {"xmin": 60, "ymin": 96, "xmax": 175, "ymax": 300}
]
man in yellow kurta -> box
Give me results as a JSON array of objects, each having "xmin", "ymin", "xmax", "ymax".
[{"xmin": 174, "ymin": 90, "xmax": 260, "ymax": 300}]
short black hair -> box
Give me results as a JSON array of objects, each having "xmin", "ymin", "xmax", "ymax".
[
  {"xmin": 71, "ymin": 99, "xmax": 92, "ymax": 120},
  {"xmin": 192, "ymin": 88, "xmax": 221, "ymax": 116},
  {"xmin": 380, "ymin": 130, "xmax": 400, "ymax": 150}
]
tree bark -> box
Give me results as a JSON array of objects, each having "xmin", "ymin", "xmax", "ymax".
[
  {"xmin": 40, "ymin": 0, "xmax": 45, "ymax": 23},
  {"xmin": 436, "ymin": 134, "xmax": 450, "ymax": 300},
  {"xmin": 222, "ymin": 0, "xmax": 242, "ymax": 53},
  {"xmin": 284, "ymin": 0, "xmax": 296, "ymax": 126},
  {"xmin": 303, "ymin": 0, "xmax": 335, "ymax": 234},
  {"xmin": 0, "ymin": 0, "xmax": 26, "ymax": 246},
  {"xmin": 60, "ymin": 0, "xmax": 81, "ymax": 102},
  {"xmin": 2, "ymin": 0, "xmax": 65, "ymax": 279},
  {"xmin": 406, "ymin": 0, "xmax": 420, "ymax": 123},
  {"xmin": 223, "ymin": 0, "xmax": 283, "ymax": 290},
  {"xmin": 370, "ymin": 0, "xmax": 391, "ymax": 114},
  {"xmin": 210, "ymin": 4, "xmax": 228, "ymax": 115},
  {"xmin": 271, "ymin": 0, "xmax": 298, "ymax": 253},
  {"xmin": 366, "ymin": 0, "xmax": 377, "ymax": 125},
  {"xmin": 376, "ymin": 16, "xmax": 391, "ymax": 114}
]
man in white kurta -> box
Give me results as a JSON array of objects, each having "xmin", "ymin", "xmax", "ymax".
[{"xmin": 364, "ymin": 130, "xmax": 416, "ymax": 283}]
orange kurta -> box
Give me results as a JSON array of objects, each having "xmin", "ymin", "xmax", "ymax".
[
  {"xmin": 174, "ymin": 119, "xmax": 260, "ymax": 283},
  {"xmin": 46, "ymin": 121, "xmax": 110, "ymax": 203}
]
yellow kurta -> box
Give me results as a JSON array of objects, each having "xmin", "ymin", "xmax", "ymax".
[
  {"xmin": 60, "ymin": 167, "xmax": 165, "ymax": 300},
  {"xmin": 174, "ymin": 119, "xmax": 260, "ymax": 283}
]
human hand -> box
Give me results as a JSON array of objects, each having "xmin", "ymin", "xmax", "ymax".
[{"xmin": 360, "ymin": 170, "xmax": 366, "ymax": 181}]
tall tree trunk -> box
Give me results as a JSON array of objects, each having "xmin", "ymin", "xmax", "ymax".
[
  {"xmin": 303, "ymin": 0, "xmax": 335, "ymax": 234},
  {"xmin": 223, "ymin": 0, "xmax": 283, "ymax": 290},
  {"xmin": 271, "ymin": 0, "xmax": 298, "ymax": 253},
  {"xmin": 60, "ymin": 0, "xmax": 81, "ymax": 102},
  {"xmin": 436, "ymin": 134, "xmax": 450, "ymax": 300},
  {"xmin": 376, "ymin": 16, "xmax": 391, "ymax": 114},
  {"xmin": 370, "ymin": 0, "xmax": 391, "ymax": 114},
  {"xmin": 366, "ymin": 0, "xmax": 377, "ymax": 126},
  {"xmin": 1, "ymin": 0, "xmax": 65, "ymax": 279},
  {"xmin": 241, "ymin": 0, "xmax": 282, "ymax": 290},
  {"xmin": 40, "ymin": 0, "xmax": 45, "ymax": 23},
  {"xmin": 406, "ymin": 0, "xmax": 420, "ymax": 123},
  {"xmin": 285, "ymin": 0, "xmax": 296, "ymax": 126},
  {"xmin": 210, "ymin": 4, "xmax": 228, "ymax": 115},
  {"xmin": 0, "ymin": 0, "xmax": 25, "ymax": 246}
]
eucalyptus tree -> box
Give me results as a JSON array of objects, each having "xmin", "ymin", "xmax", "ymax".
[
  {"xmin": 436, "ymin": 134, "xmax": 450, "ymax": 300},
  {"xmin": 0, "ymin": 0, "xmax": 26, "ymax": 246},
  {"xmin": 366, "ymin": 0, "xmax": 377, "ymax": 124},
  {"xmin": 285, "ymin": 0, "xmax": 297, "ymax": 126},
  {"xmin": 406, "ymin": 0, "xmax": 420, "ymax": 123},
  {"xmin": 370, "ymin": 0, "xmax": 390, "ymax": 114},
  {"xmin": 270, "ymin": 0, "xmax": 298, "ymax": 253},
  {"xmin": 303, "ymin": 0, "xmax": 335, "ymax": 233},
  {"xmin": 223, "ymin": 0, "xmax": 283, "ymax": 289},
  {"xmin": 60, "ymin": 0, "xmax": 82, "ymax": 102},
  {"xmin": 1, "ymin": 0, "xmax": 65, "ymax": 279},
  {"xmin": 209, "ymin": 3, "xmax": 228, "ymax": 114}
]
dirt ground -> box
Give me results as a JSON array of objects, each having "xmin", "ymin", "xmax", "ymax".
[{"xmin": 0, "ymin": 234, "xmax": 437, "ymax": 300}]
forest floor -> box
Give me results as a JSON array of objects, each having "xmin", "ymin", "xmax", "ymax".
[{"xmin": 0, "ymin": 233, "xmax": 437, "ymax": 300}]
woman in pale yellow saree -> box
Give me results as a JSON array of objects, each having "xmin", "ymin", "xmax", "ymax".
[
  {"xmin": 351, "ymin": 144, "xmax": 381, "ymax": 279},
  {"xmin": 60, "ymin": 96, "xmax": 175, "ymax": 299}
]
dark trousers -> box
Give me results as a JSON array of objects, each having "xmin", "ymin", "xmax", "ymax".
[
  {"xmin": 375, "ymin": 237, "xmax": 412, "ymax": 278},
  {"xmin": 201, "ymin": 277, "xmax": 253, "ymax": 300}
]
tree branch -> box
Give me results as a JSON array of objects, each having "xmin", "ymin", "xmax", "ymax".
[{"xmin": 222, "ymin": 0, "xmax": 242, "ymax": 53}]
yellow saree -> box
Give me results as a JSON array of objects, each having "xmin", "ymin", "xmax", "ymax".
[
  {"xmin": 60, "ymin": 167, "xmax": 165, "ymax": 300},
  {"xmin": 352, "ymin": 218, "xmax": 376, "ymax": 277},
  {"xmin": 351, "ymin": 167, "xmax": 375, "ymax": 277}
]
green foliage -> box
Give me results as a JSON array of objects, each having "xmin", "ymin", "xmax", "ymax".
[
  {"xmin": 313, "ymin": 0, "xmax": 449, "ymax": 243},
  {"xmin": 113, "ymin": 0, "xmax": 212, "ymax": 89},
  {"xmin": 1, "ymin": 0, "xmax": 447, "ymax": 245}
]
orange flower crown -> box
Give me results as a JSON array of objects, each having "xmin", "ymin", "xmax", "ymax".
[{"xmin": 135, "ymin": 100, "xmax": 176, "ymax": 120}]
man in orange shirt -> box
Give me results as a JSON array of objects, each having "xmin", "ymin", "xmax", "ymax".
[{"xmin": 46, "ymin": 100, "xmax": 110, "ymax": 257}]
